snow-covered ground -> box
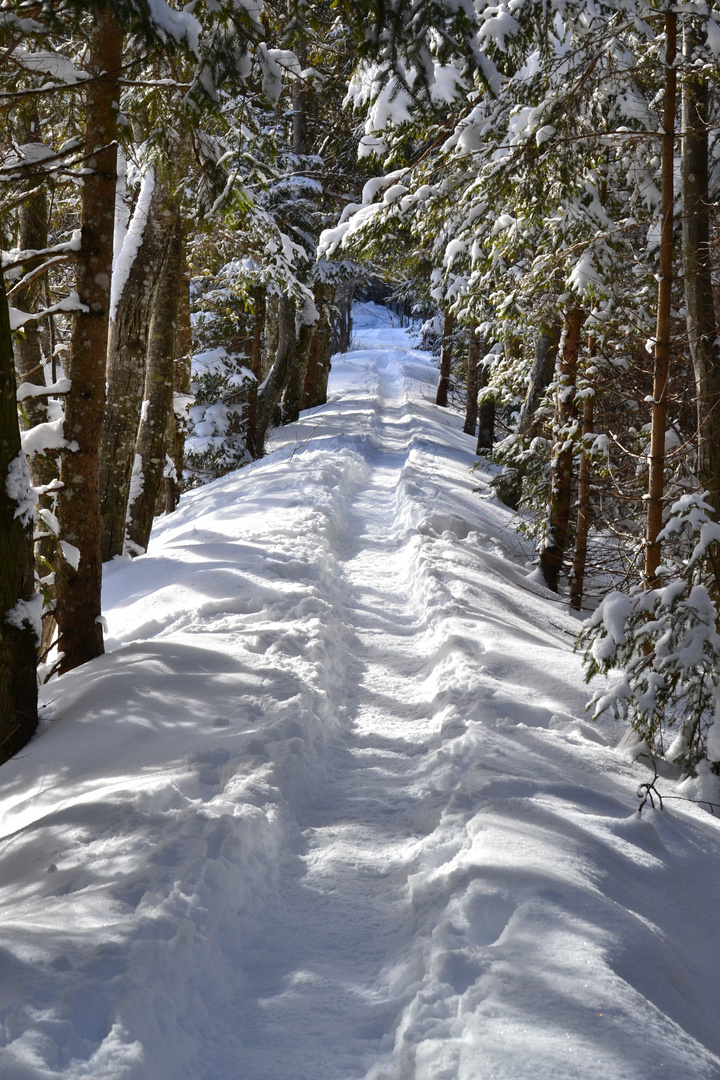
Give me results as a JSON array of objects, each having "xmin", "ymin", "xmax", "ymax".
[{"xmin": 2, "ymin": 304, "xmax": 720, "ymax": 1080}]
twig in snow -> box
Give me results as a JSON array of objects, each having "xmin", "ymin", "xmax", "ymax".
[{"xmin": 635, "ymin": 753, "xmax": 720, "ymax": 816}]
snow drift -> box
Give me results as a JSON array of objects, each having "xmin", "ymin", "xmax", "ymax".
[{"xmin": 1, "ymin": 305, "xmax": 719, "ymax": 1080}]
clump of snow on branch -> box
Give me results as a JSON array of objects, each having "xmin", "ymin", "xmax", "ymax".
[
  {"xmin": 5, "ymin": 451, "xmax": 35, "ymax": 526},
  {"xmin": 5, "ymin": 594, "xmax": 43, "ymax": 644}
]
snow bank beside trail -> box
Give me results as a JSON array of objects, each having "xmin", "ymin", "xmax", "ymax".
[
  {"xmin": 1, "ymin": 304, "xmax": 720, "ymax": 1080},
  {"xmin": 0, "ymin": 447, "xmax": 363, "ymax": 1080}
]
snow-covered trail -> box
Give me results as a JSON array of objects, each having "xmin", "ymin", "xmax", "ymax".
[{"xmin": 2, "ymin": 306, "xmax": 720, "ymax": 1080}]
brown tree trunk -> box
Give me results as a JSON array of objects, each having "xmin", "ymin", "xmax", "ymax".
[
  {"xmin": 254, "ymin": 293, "xmax": 296, "ymax": 453},
  {"xmin": 302, "ymin": 284, "xmax": 334, "ymax": 411},
  {"xmin": 164, "ymin": 250, "xmax": 192, "ymax": 513},
  {"xmin": 282, "ymin": 302, "xmax": 315, "ymax": 424},
  {"xmin": 14, "ymin": 111, "xmax": 52, "ymax": 470},
  {"xmin": 521, "ymin": 326, "xmax": 562, "ymax": 439},
  {"xmin": 0, "ymin": 268, "xmax": 38, "ymax": 761},
  {"xmin": 569, "ymin": 389, "xmax": 594, "ymax": 610},
  {"xmin": 645, "ymin": 9, "xmax": 676, "ymax": 588},
  {"xmin": 313, "ymin": 327, "xmax": 333, "ymax": 407},
  {"xmin": 245, "ymin": 287, "xmax": 265, "ymax": 459},
  {"xmin": 13, "ymin": 110, "xmax": 58, "ymax": 596},
  {"xmin": 100, "ymin": 174, "xmax": 174, "ymax": 560},
  {"xmin": 539, "ymin": 308, "xmax": 583, "ymax": 592},
  {"xmin": 476, "ymin": 352, "xmax": 495, "ymax": 452},
  {"xmin": 681, "ymin": 22, "xmax": 720, "ymax": 548},
  {"xmin": 261, "ymin": 293, "xmax": 280, "ymax": 378},
  {"xmin": 463, "ymin": 330, "xmax": 479, "ymax": 436},
  {"xmin": 436, "ymin": 310, "xmax": 453, "ymax": 407},
  {"xmin": 493, "ymin": 327, "xmax": 560, "ymax": 508},
  {"xmin": 125, "ymin": 214, "xmax": 184, "ymax": 554},
  {"xmin": 291, "ymin": 47, "xmax": 309, "ymax": 156},
  {"xmin": 55, "ymin": 7, "xmax": 122, "ymax": 672},
  {"xmin": 330, "ymin": 281, "xmax": 354, "ymax": 354}
]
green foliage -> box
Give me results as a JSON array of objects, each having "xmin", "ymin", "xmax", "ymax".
[{"xmin": 578, "ymin": 494, "xmax": 720, "ymax": 775}]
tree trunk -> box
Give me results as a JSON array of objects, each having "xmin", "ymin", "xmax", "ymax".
[
  {"xmin": 520, "ymin": 326, "xmax": 562, "ymax": 440},
  {"xmin": 493, "ymin": 327, "xmax": 560, "ymax": 508},
  {"xmin": 14, "ymin": 111, "xmax": 57, "ymax": 594},
  {"xmin": 100, "ymin": 174, "xmax": 174, "ymax": 561},
  {"xmin": 301, "ymin": 283, "xmax": 334, "ymax": 411},
  {"xmin": 254, "ymin": 293, "xmax": 296, "ymax": 454},
  {"xmin": 0, "ymin": 268, "xmax": 38, "ymax": 762},
  {"xmin": 330, "ymin": 281, "xmax": 354, "ymax": 354},
  {"xmin": 292, "ymin": 46, "xmax": 309, "ymax": 156},
  {"xmin": 282, "ymin": 301, "xmax": 315, "ymax": 424},
  {"xmin": 15, "ymin": 111, "xmax": 52, "ymax": 472},
  {"xmin": 681, "ymin": 22, "xmax": 720, "ymax": 544},
  {"xmin": 164, "ymin": 249, "xmax": 191, "ymax": 513},
  {"xmin": 463, "ymin": 330, "xmax": 479, "ymax": 436},
  {"xmin": 55, "ymin": 7, "xmax": 122, "ymax": 672},
  {"xmin": 645, "ymin": 9, "xmax": 676, "ymax": 588},
  {"xmin": 569, "ymin": 389, "xmax": 594, "ymax": 610},
  {"xmin": 261, "ymin": 293, "xmax": 280, "ymax": 378},
  {"xmin": 539, "ymin": 308, "xmax": 583, "ymax": 592},
  {"xmin": 125, "ymin": 213, "xmax": 184, "ymax": 554},
  {"xmin": 476, "ymin": 370, "xmax": 495, "ymax": 452},
  {"xmin": 313, "ymin": 326, "xmax": 333, "ymax": 407},
  {"xmin": 245, "ymin": 287, "xmax": 265, "ymax": 459},
  {"xmin": 436, "ymin": 310, "xmax": 453, "ymax": 407}
]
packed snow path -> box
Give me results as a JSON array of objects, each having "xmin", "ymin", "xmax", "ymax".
[{"xmin": 3, "ymin": 306, "xmax": 720, "ymax": 1080}]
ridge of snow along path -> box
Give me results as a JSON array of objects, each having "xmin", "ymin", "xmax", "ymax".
[{"xmin": 2, "ymin": 305, "xmax": 720, "ymax": 1080}]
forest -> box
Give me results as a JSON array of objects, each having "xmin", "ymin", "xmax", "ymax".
[
  {"xmin": 3, "ymin": 1, "xmax": 720, "ymax": 1076},
  {"xmin": 3, "ymin": 0, "xmax": 720, "ymax": 771}
]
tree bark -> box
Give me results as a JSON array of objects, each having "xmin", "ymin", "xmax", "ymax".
[
  {"xmin": 291, "ymin": 45, "xmax": 309, "ymax": 156},
  {"xmin": 463, "ymin": 329, "xmax": 479, "ymax": 436},
  {"xmin": 164, "ymin": 249, "xmax": 191, "ymax": 513},
  {"xmin": 569, "ymin": 389, "xmax": 594, "ymax": 610},
  {"xmin": 520, "ymin": 326, "xmax": 561, "ymax": 440},
  {"xmin": 245, "ymin": 287, "xmax": 265, "ymax": 459},
  {"xmin": 301, "ymin": 283, "xmax": 334, "ymax": 411},
  {"xmin": 313, "ymin": 325, "xmax": 333, "ymax": 407},
  {"xmin": 282, "ymin": 302, "xmax": 315, "ymax": 424},
  {"xmin": 100, "ymin": 174, "xmax": 174, "ymax": 560},
  {"xmin": 330, "ymin": 281, "xmax": 354, "ymax": 354},
  {"xmin": 539, "ymin": 308, "xmax": 583, "ymax": 592},
  {"xmin": 15, "ymin": 111, "xmax": 52, "ymax": 473},
  {"xmin": 0, "ymin": 268, "xmax": 38, "ymax": 762},
  {"xmin": 55, "ymin": 6, "xmax": 122, "ymax": 672},
  {"xmin": 681, "ymin": 22, "xmax": 720, "ymax": 537},
  {"xmin": 254, "ymin": 293, "xmax": 296, "ymax": 454},
  {"xmin": 14, "ymin": 110, "xmax": 57, "ymax": 595},
  {"xmin": 476, "ymin": 361, "xmax": 495, "ymax": 452},
  {"xmin": 125, "ymin": 213, "xmax": 184, "ymax": 554},
  {"xmin": 436, "ymin": 310, "xmax": 453, "ymax": 407},
  {"xmin": 645, "ymin": 9, "xmax": 676, "ymax": 588},
  {"xmin": 493, "ymin": 327, "xmax": 560, "ymax": 508},
  {"xmin": 261, "ymin": 293, "xmax": 280, "ymax": 378}
]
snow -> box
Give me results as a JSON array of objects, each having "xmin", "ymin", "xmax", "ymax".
[
  {"xmin": 110, "ymin": 168, "xmax": 155, "ymax": 323},
  {"xmin": 145, "ymin": 0, "xmax": 201, "ymax": 52},
  {"xmin": 10, "ymin": 291, "xmax": 88, "ymax": 331},
  {"xmin": 16, "ymin": 378, "xmax": 71, "ymax": 401},
  {"xmin": 568, "ymin": 249, "xmax": 602, "ymax": 295},
  {"xmin": 12, "ymin": 49, "xmax": 89, "ymax": 84},
  {"xmin": 126, "ymin": 453, "xmax": 145, "ymax": 513},
  {"xmin": 59, "ymin": 540, "xmax": 80, "ymax": 571},
  {"xmin": 2, "ymin": 305, "xmax": 720, "ymax": 1079},
  {"xmin": 4, "ymin": 593, "xmax": 43, "ymax": 644},
  {"xmin": 20, "ymin": 417, "xmax": 77, "ymax": 457},
  {"xmin": 5, "ymin": 449, "xmax": 35, "ymax": 526}
]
